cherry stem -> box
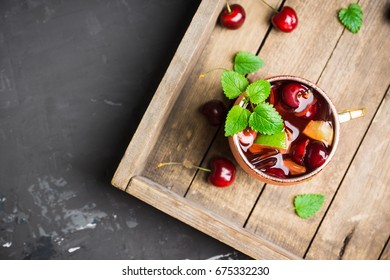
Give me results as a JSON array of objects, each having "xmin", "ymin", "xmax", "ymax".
[
  {"xmin": 225, "ymin": 0, "xmax": 232, "ymax": 14},
  {"xmin": 199, "ymin": 67, "xmax": 229, "ymax": 78},
  {"xmin": 157, "ymin": 162, "xmax": 211, "ymax": 173},
  {"xmin": 259, "ymin": 0, "xmax": 278, "ymax": 13}
]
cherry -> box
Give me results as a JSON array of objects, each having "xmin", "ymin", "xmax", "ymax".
[
  {"xmin": 219, "ymin": 3, "xmax": 246, "ymax": 30},
  {"xmin": 208, "ymin": 157, "xmax": 236, "ymax": 187},
  {"xmin": 305, "ymin": 141, "xmax": 329, "ymax": 170},
  {"xmin": 200, "ymin": 100, "xmax": 227, "ymax": 126},
  {"xmin": 272, "ymin": 6, "xmax": 298, "ymax": 32},
  {"xmin": 264, "ymin": 167, "xmax": 287, "ymax": 178},
  {"xmin": 281, "ymin": 82, "xmax": 308, "ymax": 109},
  {"xmin": 157, "ymin": 157, "xmax": 236, "ymax": 187},
  {"xmin": 291, "ymin": 138, "xmax": 309, "ymax": 165},
  {"xmin": 237, "ymin": 127, "xmax": 257, "ymax": 146}
]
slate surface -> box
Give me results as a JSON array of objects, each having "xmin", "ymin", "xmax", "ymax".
[{"xmin": 0, "ymin": 0, "xmax": 250, "ymax": 260}]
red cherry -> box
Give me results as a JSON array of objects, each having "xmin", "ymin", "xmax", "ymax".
[
  {"xmin": 291, "ymin": 138, "xmax": 310, "ymax": 165},
  {"xmin": 272, "ymin": 6, "xmax": 298, "ymax": 32},
  {"xmin": 264, "ymin": 167, "xmax": 287, "ymax": 178},
  {"xmin": 237, "ymin": 127, "xmax": 257, "ymax": 146},
  {"xmin": 219, "ymin": 4, "xmax": 246, "ymax": 30},
  {"xmin": 200, "ymin": 100, "xmax": 227, "ymax": 126},
  {"xmin": 208, "ymin": 157, "xmax": 236, "ymax": 187},
  {"xmin": 305, "ymin": 141, "xmax": 329, "ymax": 170},
  {"xmin": 281, "ymin": 82, "xmax": 308, "ymax": 109}
]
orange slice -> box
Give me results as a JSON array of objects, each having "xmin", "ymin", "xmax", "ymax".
[
  {"xmin": 302, "ymin": 120, "xmax": 334, "ymax": 146},
  {"xmin": 283, "ymin": 159, "xmax": 307, "ymax": 175}
]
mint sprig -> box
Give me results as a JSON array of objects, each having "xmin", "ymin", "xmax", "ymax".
[
  {"xmin": 222, "ymin": 52, "xmax": 283, "ymax": 137},
  {"xmin": 338, "ymin": 3, "xmax": 363, "ymax": 34},
  {"xmin": 294, "ymin": 194, "xmax": 325, "ymax": 219}
]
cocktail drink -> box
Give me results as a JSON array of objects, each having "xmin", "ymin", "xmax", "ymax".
[{"xmin": 229, "ymin": 76, "xmax": 363, "ymax": 185}]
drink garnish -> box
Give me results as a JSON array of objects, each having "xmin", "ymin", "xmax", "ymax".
[{"xmin": 222, "ymin": 52, "xmax": 284, "ymax": 137}]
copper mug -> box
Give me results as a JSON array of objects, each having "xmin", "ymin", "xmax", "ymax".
[{"xmin": 228, "ymin": 75, "xmax": 365, "ymax": 185}]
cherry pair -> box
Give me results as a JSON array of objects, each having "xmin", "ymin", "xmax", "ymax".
[{"xmin": 220, "ymin": 2, "xmax": 298, "ymax": 33}]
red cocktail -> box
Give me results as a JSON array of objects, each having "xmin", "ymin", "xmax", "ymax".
[{"xmin": 229, "ymin": 76, "xmax": 341, "ymax": 185}]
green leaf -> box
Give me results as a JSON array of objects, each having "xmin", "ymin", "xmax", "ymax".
[
  {"xmin": 221, "ymin": 70, "xmax": 249, "ymax": 99},
  {"xmin": 294, "ymin": 194, "xmax": 326, "ymax": 219},
  {"xmin": 248, "ymin": 102, "xmax": 284, "ymax": 135},
  {"xmin": 224, "ymin": 105, "xmax": 251, "ymax": 137},
  {"xmin": 246, "ymin": 79, "xmax": 271, "ymax": 104},
  {"xmin": 338, "ymin": 3, "xmax": 363, "ymax": 34},
  {"xmin": 234, "ymin": 51, "xmax": 264, "ymax": 75}
]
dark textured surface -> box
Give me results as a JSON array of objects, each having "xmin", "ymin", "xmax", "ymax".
[{"xmin": 0, "ymin": 0, "xmax": 250, "ymax": 260}]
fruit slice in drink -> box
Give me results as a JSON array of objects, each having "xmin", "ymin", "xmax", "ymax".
[{"xmin": 302, "ymin": 120, "xmax": 333, "ymax": 146}]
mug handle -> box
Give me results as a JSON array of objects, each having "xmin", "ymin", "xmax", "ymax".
[{"xmin": 338, "ymin": 108, "xmax": 366, "ymax": 123}]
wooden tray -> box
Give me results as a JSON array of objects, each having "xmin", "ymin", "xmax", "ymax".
[{"xmin": 112, "ymin": 0, "xmax": 390, "ymax": 260}]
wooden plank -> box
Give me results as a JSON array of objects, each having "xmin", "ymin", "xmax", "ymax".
[
  {"xmin": 142, "ymin": 0, "xmax": 282, "ymax": 196},
  {"xmin": 187, "ymin": 0, "xmax": 353, "ymax": 225},
  {"xmin": 184, "ymin": 0, "xmax": 284, "ymax": 223},
  {"xmin": 245, "ymin": 0, "xmax": 390, "ymax": 258},
  {"xmin": 126, "ymin": 175, "xmax": 301, "ymax": 260},
  {"xmin": 111, "ymin": 0, "xmax": 224, "ymax": 190},
  {"xmin": 186, "ymin": 128, "xmax": 265, "ymax": 224},
  {"xmin": 251, "ymin": 0, "xmax": 347, "ymax": 82},
  {"xmin": 380, "ymin": 239, "xmax": 390, "ymax": 260},
  {"xmin": 306, "ymin": 90, "xmax": 390, "ymax": 260}
]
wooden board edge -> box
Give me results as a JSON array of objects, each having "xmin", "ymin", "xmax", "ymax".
[
  {"xmin": 111, "ymin": 0, "xmax": 225, "ymax": 191},
  {"xmin": 126, "ymin": 175, "xmax": 302, "ymax": 260}
]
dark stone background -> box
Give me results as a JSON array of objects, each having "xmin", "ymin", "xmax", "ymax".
[{"xmin": 0, "ymin": 0, "xmax": 251, "ymax": 260}]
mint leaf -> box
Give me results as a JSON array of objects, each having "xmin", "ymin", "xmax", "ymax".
[
  {"xmin": 294, "ymin": 194, "xmax": 325, "ymax": 219},
  {"xmin": 224, "ymin": 105, "xmax": 251, "ymax": 136},
  {"xmin": 246, "ymin": 79, "xmax": 271, "ymax": 104},
  {"xmin": 338, "ymin": 3, "xmax": 363, "ymax": 34},
  {"xmin": 248, "ymin": 102, "xmax": 284, "ymax": 135},
  {"xmin": 221, "ymin": 70, "xmax": 249, "ymax": 99},
  {"xmin": 234, "ymin": 51, "xmax": 264, "ymax": 75}
]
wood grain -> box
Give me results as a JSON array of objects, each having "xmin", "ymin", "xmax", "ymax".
[
  {"xmin": 186, "ymin": 128, "xmax": 265, "ymax": 224},
  {"xmin": 142, "ymin": 0, "xmax": 282, "ymax": 196},
  {"xmin": 184, "ymin": 0, "xmax": 286, "ymax": 224},
  {"xmin": 251, "ymin": 0, "xmax": 348, "ymax": 81},
  {"xmin": 380, "ymin": 239, "xmax": 390, "ymax": 260},
  {"xmin": 127, "ymin": 175, "xmax": 301, "ymax": 260},
  {"xmin": 245, "ymin": 0, "xmax": 390, "ymax": 257},
  {"xmin": 306, "ymin": 90, "xmax": 390, "ymax": 260},
  {"xmin": 188, "ymin": 0, "xmax": 354, "ymax": 233}
]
